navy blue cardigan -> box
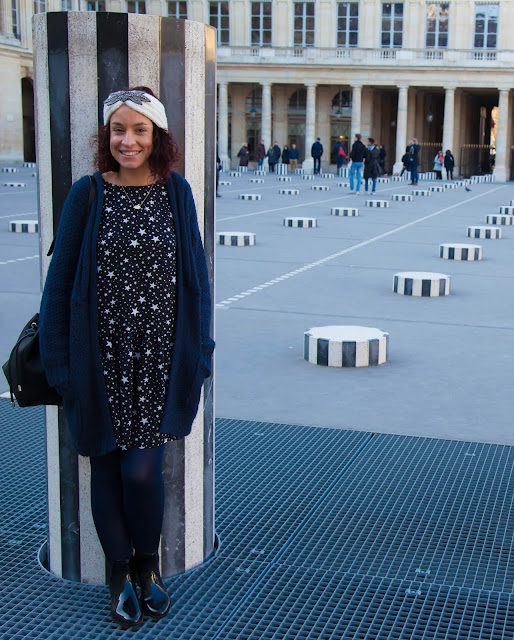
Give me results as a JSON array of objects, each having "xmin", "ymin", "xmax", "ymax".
[{"xmin": 39, "ymin": 171, "xmax": 214, "ymax": 457}]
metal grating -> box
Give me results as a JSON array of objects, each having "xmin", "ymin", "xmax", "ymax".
[{"xmin": 0, "ymin": 403, "xmax": 513, "ymax": 639}]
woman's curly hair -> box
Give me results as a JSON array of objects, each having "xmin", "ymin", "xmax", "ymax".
[{"xmin": 94, "ymin": 86, "xmax": 180, "ymax": 180}]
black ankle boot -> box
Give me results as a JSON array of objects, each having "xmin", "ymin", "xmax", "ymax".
[
  {"xmin": 135, "ymin": 552, "xmax": 171, "ymax": 619},
  {"xmin": 109, "ymin": 559, "xmax": 142, "ymax": 629}
]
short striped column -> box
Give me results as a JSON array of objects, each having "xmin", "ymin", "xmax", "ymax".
[
  {"xmin": 248, "ymin": 178, "xmax": 264, "ymax": 184},
  {"xmin": 276, "ymin": 163, "xmax": 287, "ymax": 175},
  {"xmin": 509, "ymin": 200, "xmax": 514, "ymax": 206},
  {"xmin": 423, "ymin": 172, "xmax": 437, "ymax": 180},
  {"xmin": 331, "ymin": 207, "xmax": 358, "ymax": 216},
  {"xmin": 392, "ymin": 176, "xmax": 406, "ymax": 182},
  {"xmin": 338, "ymin": 167, "xmax": 349, "ymax": 178},
  {"xmin": 454, "ymin": 181, "xmax": 468, "ymax": 187},
  {"xmin": 412, "ymin": 189, "xmax": 431, "ymax": 196},
  {"xmin": 319, "ymin": 173, "xmax": 334, "ymax": 179},
  {"xmin": 238, "ymin": 193, "xmax": 261, "ymax": 200},
  {"xmin": 444, "ymin": 183, "xmax": 458, "ymax": 189},
  {"xmin": 23, "ymin": 162, "xmax": 36, "ymax": 168},
  {"xmin": 219, "ymin": 180, "xmax": 231, "ymax": 186},
  {"xmin": 217, "ymin": 231, "xmax": 256, "ymax": 246},
  {"xmin": 430, "ymin": 185, "xmax": 445, "ymax": 192},
  {"xmin": 393, "ymin": 271, "xmax": 450, "ymax": 297},
  {"xmin": 255, "ymin": 170, "xmax": 266, "ymax": 176},
  {"xmin": 486, "ymin": 214, "xmax": 514, "ymax": 225},
  {"xmin": 304, "ymin": 326, "xmax": 388, "ymax": 367},
  {"xmin": 279, "ymin": 188, "xmax": 300, "ymax": 195},
  {"xmin": 238, "ymin": 166, "xmax": 248, "ymax": 172},
  {"xmin": 338, "ymin": 182, "xmax": 350, "ymax": 188},
  {"xmin": 377, "ymin": 177, "xmax": 390, "ymax": 183},
  {"xmin": 34, "ymin": 11, "xmax": 216, "ymax": 584},
  {"xmin": 229, "ymin": 171, "xmax": 241, "ymax": 177},
  {"xmin": 302, "ymin": 175, "xmax": 315, "ymax": 181},
  {"xmin": 440, "ymin": 243, "xmax": 482, "ymax": 261},
  {"xmin": 392, "ymin": 194, "xmax": 413, "ymax": 202},
  {"xmin": 284, "ymin": 217, "xmax": 317, "ymax": 228},
  {"xmin": 467, "ymin": 226, "xmax": 501, "ymax": 239},
  {"xmin": 2, "ymin": 167, "xmax": 17, "ymax": 173},
  {"xmin": 4, "ymin": 182, "xmax": 26, "ymax": 187},
  {"xmin": 294, "ymin": 168, "xmax": 304, "ymax": 175},
  {"xmin": 366, "ymin": 199, "xmax": 389, "ymax": 207},
  {"xmin": 499, "ymin": 206, "xmax": 514, "ymax": 215},
  {"xmin": 312, "ymin": 185, "xmax": 330, "ymax": 191},
  {"xmin": 10, "ymin": 220, "xmax": 39, "ymax": 233},
  {"xmin": 278, "ymin": 176, "xmax": 292, "ymax": 182}
]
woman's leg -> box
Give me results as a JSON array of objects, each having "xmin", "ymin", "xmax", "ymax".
[
  {"xmin": 90, "ymin": 449, "xmax": 133, "ymax": 562},
  {"xmin": 120, "ymin": 445, "xmax": 166, "ymax": 555}
]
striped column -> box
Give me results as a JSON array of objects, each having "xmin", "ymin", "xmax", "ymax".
[{"xmin": 34, "ymin": 12, "xmax": 216, "ymax": 584}]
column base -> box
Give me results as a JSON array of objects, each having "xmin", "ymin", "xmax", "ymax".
[
  {"xmin": 302, "ymin": 158, "xmax": 314, "ymax": 174},
  {"xmin": 392, "ymin": 161, "xmax": 404, "ymax": 175},
  {"xmin": 493, "ymin": 167, "xmax": 508, "ymax": 183}
]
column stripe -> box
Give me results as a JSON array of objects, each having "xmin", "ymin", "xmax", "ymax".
[
  {"xmin": 128, "ymin": 14, "xmax": 160, "ymax": 93},
  {"xmin": 96, "ymin": 13, "xmax": 129, "ymax": 122}
]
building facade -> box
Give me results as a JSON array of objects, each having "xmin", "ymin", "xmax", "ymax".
[{"xmin": 1, "ymin": 0, "xmax": 514, "ymax": 178}]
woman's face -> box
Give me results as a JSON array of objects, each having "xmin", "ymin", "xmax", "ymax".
[{"xmin": 109, "ymin": 105, "xmax": 154, "ymax": 173}]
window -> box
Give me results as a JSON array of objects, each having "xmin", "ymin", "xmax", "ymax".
[
  {"xmin": 294, "ymin": 2, "xmax": 315, "ymax": 47},
  {"xmin": 251, "ymin": 2, "xmax": 272, "ymax": 47},
  {"xmin": 61, "ymin": 0, "xmax": 72, "ymax": 8},
  {"xmin": 381, "ymin": 3, "xmax": 403, "ymax": 47},
  {"xmin": 426, "ymin": 3, "xmax": 449, "ymax": 48},
  {"xmin": 12, "ymin": 0, "xmax": 20, "ymax": 38},
  {"xmin": 127, "ymin": 0, "xmax": 145, "ymax": 12},
  {"xmin": 210, "ymin": 2, "xmax": 229, "ymax": 46},
  {"xmin": 337, "ymin": 2, "xmax": 359, "ymax": 47},
  {"xmin": 33, "ymin": 0, "xmax": 46, "ymax": 13},
  {"xmin": 167, "ymin": 1, "xmax": 187, "ymax": 18},
  {"xmin": 474, "ymin": 4, "xmax": 498, "ymax": 49},
  {"xmin": 87, "ymin": 0, "xmax": 105, "ymax": 9}
]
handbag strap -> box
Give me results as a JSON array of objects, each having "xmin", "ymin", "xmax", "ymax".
[{"xmin": 47, "ymin": 175, "xmax": 96, "ymax": 257}]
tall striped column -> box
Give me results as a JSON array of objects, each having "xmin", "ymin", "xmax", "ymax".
[{"xmin": 34, "ymin": 12, "xmax": 216, "ymax": 584}]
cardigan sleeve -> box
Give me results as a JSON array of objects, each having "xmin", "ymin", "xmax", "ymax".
[
  {"xmin": 39, "ymin": 176, "xmax": 92, "ymax": 390},
  {"xmin": 185, "ymin": 182, "xmax": 215, "ymax": 377}
]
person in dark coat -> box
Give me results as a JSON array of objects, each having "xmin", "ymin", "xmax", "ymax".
[
  {"xmin": 378, "ymin": 145, "xmax": 386, "ymax": 175},
  {"xmin": 349, "ymin": 133, "xmax": 367, "ymax": 193},
  {"xmin": 216, "ymin": 147, "xmax": 221, "ymax": 197},
  {"xmin": 289, "ymin": 143, "xmax": 300, "ymax": 173},
  {"xmin": 39, "ymin": 87, "xmax": 214, "ymax": 629},
  {"xmin": 267, "ymin": 145, "xmax": 276, "ymax": 172},
  {"xmin": 256, "ymin": 139, "xmax": 266, "ymax": 168},
  {"xmin": 364, "ymin": 138, "xmax": 381, "ymax": 194},
  {"xmin": 272, "ymin": 141, "xmax": 281, "ymax": 165},
  {"xmin": 281, "ymin": 145, "xmax": 290, "ymax": 166},
  {"xmin": 444, "ymin": 149, "xmax": 455, "ymax": 180},
  {"xmin": 311, "ymin": 137, "xmax": 323, "ymax": 174},
  {"xmin": 333, "ymin": 140, "xmax": 348, "ymax": 170},
  {"xmin": 400, "ymin": 147, "xmax": 410, "ymax": 177},
  {"xmin": 408, "ymin": 138, "xmax": 421, "ymax": 185},
  {"xmin": 237, "ymin": 142, "xmax": 249, "ymax": 167}
]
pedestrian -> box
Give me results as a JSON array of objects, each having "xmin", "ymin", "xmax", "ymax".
[
  {"xmin": 289, "ymin": 142, "xmax": 299, "ymax": 174},
  {"xmin": 216, "ymin": 147, "xmax": 221, "ymax": 197},
  {"xmin": 400, "ymin": 147, "xmax": 410, "ymax": 177},
  {"xmin": 267, "ymin": 144, "xmax": 276, "ymax": 172},
  {"xmin": 433, "ymin": 150, "xmax": 444, "ymax": 179},
  {"xmin": 237, "ymin": 142, "xmax": 249, "ymax": 167},
  {"xmin": 444, "ymin": 149, "xmax": 455, "ymax": 180},
  {"xmin": 408, "ymin": 138, "xmax": 420, "ymax": 185},
  {"xmin": 311, "ymin": 137, "xmax": 323, "ymax": 174},
  {"xmin": 349, "ymin": 133, "xmax": 367, "ymax": 194},
  {"xmin": 378, "ymin": 144, "xmax": 386, "ymax": 175},
  {"xmin": 273, "ymin": 141, "xmax": 281, "ymax": 167},
  {"xmin": 333, "ymin": 139, "xmax": 348, "ymax": 170},
  {"xmin": 282, "ymin": 144, "xmax": 290, "ymax": 167},
  {"xmin": 364, "ymin": 137, "xmax": 381, "ymax": 194},
  {"xmin": 39, "ymin": 87, "xmax": 214, "ymax": 629},
  {"xmin": 256, "ymin": 139, "xmax": 266, "ymax": 168}
]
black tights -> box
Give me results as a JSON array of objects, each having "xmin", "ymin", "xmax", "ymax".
[{"xmin": 90, "ymin": 445, "xmax": 165, "ymax": 563}]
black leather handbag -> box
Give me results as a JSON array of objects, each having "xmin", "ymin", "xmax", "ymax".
[{"xmin": 2, "ymin": 176, "xmax": 96, "ymax": 408}]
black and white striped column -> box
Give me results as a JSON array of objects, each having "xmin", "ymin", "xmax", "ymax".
[
  {"xmin": 34, "ymin": 12, "xmax": 215, "ymax": 584},
  {"xmin": 393, "ymin": 271, "xmax": 450, "ymax": 297},
  {"xmin": 486, "ymin": 214, "xmax": 514, "ymax": 225},
  {"xmin": 304, "ymin": 326, "xmax": 388, "ymax": 367},
  {"xmin": 439, "ymin": 243, "xmax": 482, "ymax": 260},
  {"xmin": 467, "ymin": 226, "xmax": 501, "ymax": 239}
]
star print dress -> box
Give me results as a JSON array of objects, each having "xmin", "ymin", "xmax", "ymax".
[{"xmin": 96, "ymin": 181, "xmax": 178, "ymax": 449}]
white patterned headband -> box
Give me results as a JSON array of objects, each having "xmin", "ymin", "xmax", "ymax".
[{"xmin": 103, "ymin": 90, "xmax": 168, "ymax": 131}]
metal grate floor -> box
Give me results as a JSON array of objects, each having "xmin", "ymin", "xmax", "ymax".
[{"xmin": 0, "ymin": 404, "xmax": 513, "ymax": 639}]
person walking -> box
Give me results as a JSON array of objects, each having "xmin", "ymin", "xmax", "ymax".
[
  {"xmin": 378, "ymin": 144, "xmax": 386, "ymax": 175},
  {"xmin": 408, "ymin": 138, "xmax": 421, "ymax": 185},
  {"xmin": 364, "ymin": 137, "xmax": 381, "ymax": 194},
  {"xmin": 39, "ymin": 87, "xmax": 214, "ymax": 629},
  {"xmin": 349, "ymin": 133, "xmax": 367, "ymax": 194},
  {"xmin": 444, "ymin": 149, "xmax": 455, "ymax": 180},
  {"xmin": 281, "ymin": 144, "xmax": 290, "ymax": 168},
  {"xmin": 237, "ymin": 142, "xmax": 249, "ymax": 167},
  {"xmin": 433, "ymin": 150, "xmax": 444, "ymax": 179},
  {"xmin": 289, "ymin": 143, "xmax": 299, "ymax": 173},
  {"xmin": 256, "ymin": 139, "xmax": 266, "ymax": 168},
  {"xmin": 267, "ymin": 144, "xmax": 277, "ymax": 172},
  {"xmin": 272, "ymin": 141, "xmax": 281, "ymax": 168},
  {"xmin": 311, "ymin": 137, "xmax": 323, "ymax": 174},
  {"xmin": 333, "ymin": 139, "xmax": 348, "ymax": 171}
]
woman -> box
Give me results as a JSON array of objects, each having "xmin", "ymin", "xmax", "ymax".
[
  {"xmin": 39, "ymin": 87, "xmax": 214, "ymax": 629},
  {"xmin": 237, "ymin": 142, "xmax": 249, "ymax": 167},
  {"xmin": 434, "ymin": 150, "xmax": 444, "ymax": 179},
  {"xmin": 363, "ymin": 137, "xmax": 381, "ymax": 194},
  {"xmin": 281, "ymin": 144, "xmax": 290, "ymax": 167},
  {"xmin": 267, "ymin": 144, "xmax": 276, "ymax": 172},
  {"xmin": 444, "ymin": 149, "xmax": 455, "ymax": 180},
  {"xmin": 256, "ymin": 139, "xmax": 266, "ymax": 168}
]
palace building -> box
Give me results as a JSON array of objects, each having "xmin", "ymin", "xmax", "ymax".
[{"xmin": 1, "ymin": 0, "xmax": 513, "ymax": 178}]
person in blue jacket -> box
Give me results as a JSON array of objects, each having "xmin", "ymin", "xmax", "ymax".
[{"xmin": 39, "ymin": 87, "xmax": 214, "ymax": 629}]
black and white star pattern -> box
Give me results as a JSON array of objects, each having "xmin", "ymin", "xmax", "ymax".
[{"xmin": 97, "ymin": 181, "xmax": 178, "ymax": 449}]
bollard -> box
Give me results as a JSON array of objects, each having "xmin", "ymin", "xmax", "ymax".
[{"xmin": 34, "ymin": 12, "xmax": 215, "ymax": 584}]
